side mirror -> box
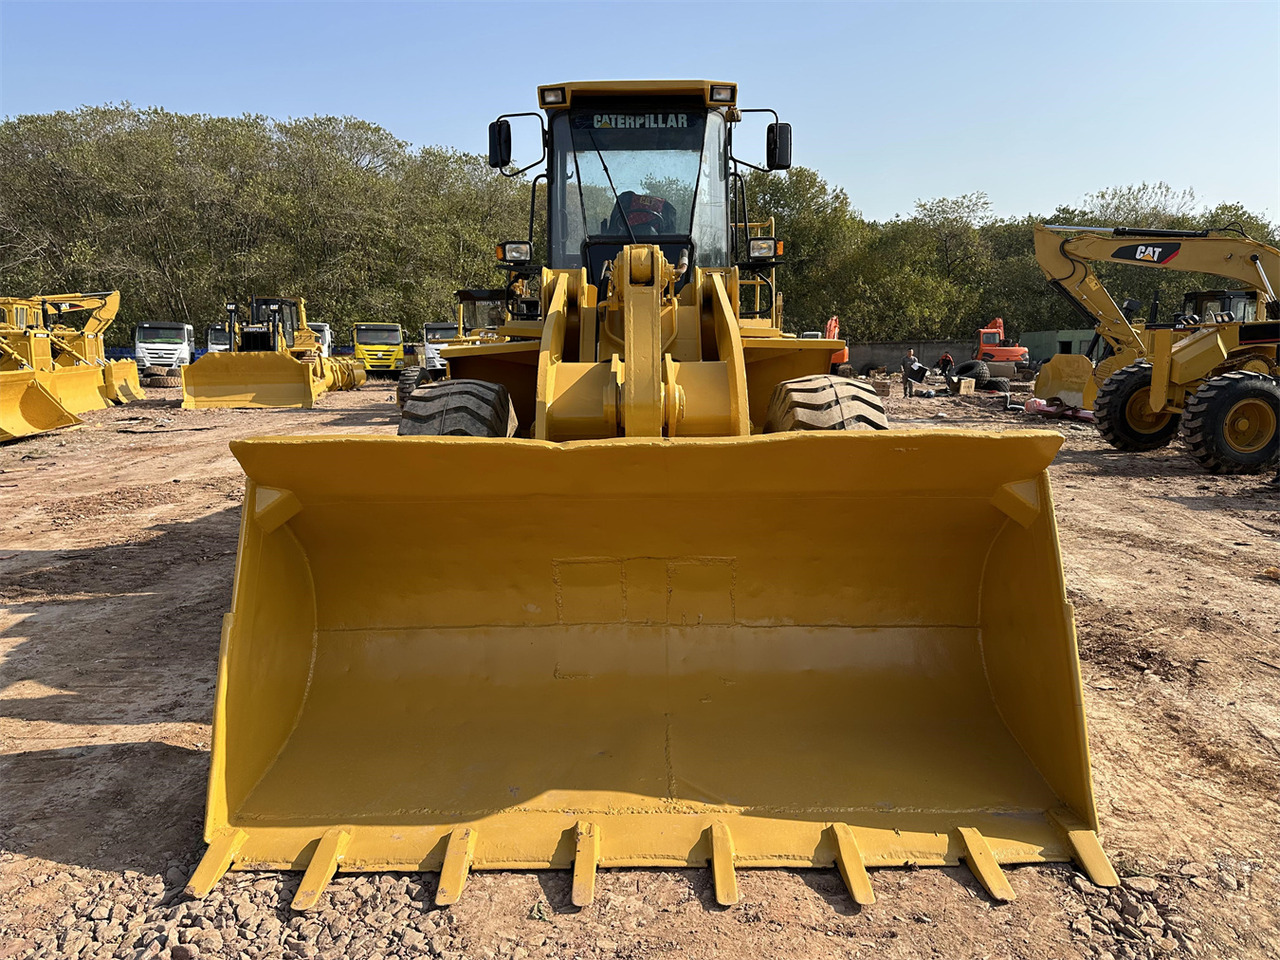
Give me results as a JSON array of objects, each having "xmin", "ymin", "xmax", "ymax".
[
  {"xmin": 766, "ymin": 122, "xmax": 792, "ymax": 170},
  {"xmin": 488, "ymin": 120, "xmax": 512, "ymax": 169}
]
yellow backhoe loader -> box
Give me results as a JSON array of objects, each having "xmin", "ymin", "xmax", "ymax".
[
  {"xmin": 181, "ymin": 296, "xmax": 364, "ymax": 408},
  {"xmin": 190, "ymin": 81, "xmax": 1117, "ymax": 912},
  {"xmin": 1034, "ymin": 224, "xmax": 1279, "ymax": 472}
]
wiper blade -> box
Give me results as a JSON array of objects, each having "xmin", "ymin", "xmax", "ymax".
[{"xmin": 584, "ymin": 128, "xmax": 638, "ymax": 246}]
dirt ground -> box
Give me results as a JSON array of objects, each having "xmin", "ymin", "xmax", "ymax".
[{"xmin": 2, "ymin": 377, "xmax": 1278, "ymax": 960}]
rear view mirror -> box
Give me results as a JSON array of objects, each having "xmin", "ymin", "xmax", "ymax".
[
  {"xmin": 766, "ymin": 122, "xmax": 792, "ymax": 170},
  {"xmin": 488, "ymin": 120, "xmax": 512, "ymax": 169}
]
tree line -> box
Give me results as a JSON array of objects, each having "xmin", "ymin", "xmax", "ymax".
[{"xmin": 1, "ymin": 105, "xmax": 1274, "ymax": 346}]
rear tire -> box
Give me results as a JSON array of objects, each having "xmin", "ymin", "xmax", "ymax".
[
  {"xmin": 763, "ymin": 375, "xmax": 889, "ymax": 432},
  {"xmin": 954, "ymin": 360, "xmax": 989, "ymax": 383},
  {"xmin": 1179, "ymin": 371, "xmax": 1279, "ymax": 474},
  {"xmin": 396, "ymin": 366, "xmax": 426, "ymax": 409},
  {"xmin": 1095, "ymin": 363, "xmax": 1179, "ymax": 451},
  {"xmin": 398, "ymin": 379, "xmax": 518, "ymax": 437}
]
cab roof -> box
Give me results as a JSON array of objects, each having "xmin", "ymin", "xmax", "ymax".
[{"xmin": 536, "ymin": 80, "xmax": 736, "ymax": 110}]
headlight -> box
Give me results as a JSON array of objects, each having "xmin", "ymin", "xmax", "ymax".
[
  {"xmin": 395, "ymin": 359, "xmax": 404, "ymax": 367},
  {"xmin": 497, "ymin": 241, "xmax": 532, "ymax": 264},
  {"xmin": 539, "ymin": 86, "xmax": 566, "ymax": 106},
  {"xmin": 709, "ymin": 84, "xmax": 736, "ymax": 104},
  {"xmin": 748, "ymin": 238, "xmax": 780, "ymax": 260}
]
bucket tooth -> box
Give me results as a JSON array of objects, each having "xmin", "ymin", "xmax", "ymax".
[
  {"xmin": 435, "ymin": 827, "xmax": 477, "ymax": 906},
  {"xmin": 571, "ymin": 820, "xmax": 600, "ymax": 908},
  {"xmin": 958, "ymin": 827, "xmax": 1015, "ymax": 902},
  {"xmin": 186, "ymin": 828, "xmax": 247, "ymax": 898},
  {"xmin": 831, "ymin": 823, "xmax": 876, "ymax": 906},
  {"xmin": 710, "ymin": 822, "xmax": 738, "ymax": 906},
  {"xmin": 1049, "ymin": 811, "xmax": 1119, "ymax": 887},
  {"xmin": 254, "ymin": 486, "xmax": 302, "ymax": 533},
  {"xmin": 292, "ymin": 827, "xmax": 352, "ymax": 911}
]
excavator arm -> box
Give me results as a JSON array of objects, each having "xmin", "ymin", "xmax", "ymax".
[
  {"xmin": 1035, "ymin": 225, "xmax": 1279, "ymax": 337},
  {"xmin": 40, "ymin": 291, "xmax": 121, "ymax": 337}
]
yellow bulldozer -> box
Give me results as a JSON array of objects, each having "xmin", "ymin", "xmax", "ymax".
[
  {"xmin": 190, "ymin": 81, "xmax": 1117, "ymax": 912},
  {"xmin": 1034, "ymin": 224, "xmax": 1279, "ymax": 472},
  {"xmin": 181, "ymin": 296, "xmax": 364, "ymax": 408},
  {"xmin": 1, "ymin": 290, "xmax": 144, "ymax": 442}
]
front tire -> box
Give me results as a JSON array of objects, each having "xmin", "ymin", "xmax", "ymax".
[
  {"xmin": 763, "ymin": 375, "xmax": 889, "ymax": 432},
  {"xmin": 1095, "ymin": 363, "xmax": 1179, "ymax": 451},
  {"xmin": 398, "ymin": 379, "xmax": 518, "ymax": 437},
  {"xmin": 1179, "ymin": 371, "xmax": 1279, "ymax": 474}
]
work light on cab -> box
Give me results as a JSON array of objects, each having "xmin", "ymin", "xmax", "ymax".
[{"xmin": 497, "ymin": 241, "xmax": 531, "ymax": 264}]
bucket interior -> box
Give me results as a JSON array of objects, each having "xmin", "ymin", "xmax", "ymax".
[{"xmin": 213, "ymin": 432, "xmax": 1095, "ymax": 865}]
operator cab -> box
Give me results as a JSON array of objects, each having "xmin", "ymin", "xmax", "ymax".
[
  {"xmin": 547, "ymin": 97, "xmax": 728, "ymax": 290},
  {"xmin": 227, "ymin": 298, "xmax": 301, "ymax": 352},
  {"xmin": 1178, "ymin": 289, "xmax": 1258, "ymax": 324}
]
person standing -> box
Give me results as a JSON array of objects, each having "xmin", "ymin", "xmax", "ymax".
[{"xmin": 901, "ymin": 348, "xmax": 918, "ymax": 397}]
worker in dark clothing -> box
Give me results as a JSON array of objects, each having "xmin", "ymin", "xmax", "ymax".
[{"xmin": 901, "ymin": 348, "xmax": 918, "ymax": 397}]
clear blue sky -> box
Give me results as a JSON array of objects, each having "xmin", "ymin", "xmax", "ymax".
[{"xmin": 2, "ymin": 0, "xmax": 1277, "ymax": 223}]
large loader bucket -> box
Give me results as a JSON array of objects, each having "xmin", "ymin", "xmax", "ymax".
[
  {"xmin": 1034, "ymin": 354, "xmax": 1097, "ymax": 410},
  {"xmin": 104, "ymin": 359, "xmax": 146, "ymax": 402},
  {"xmin": 1, "ymin": 370, "xmax": 82, "ymax": 441},
  {"xmin": 181, "ymin": 351, "xmax": 322, "ymax": 409},
  {"xmin": 192, "ymin": 431, "xmax": 1116, "ymax": 910},
  {"xmin": 41, "ymin": 364, "xmax": 112, "ymax": 414}
]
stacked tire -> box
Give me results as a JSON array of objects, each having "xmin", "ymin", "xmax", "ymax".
[
  {"xmin": 142, "ymin": 366, "xmax": 183, "ymax": 388},
  {"xmin": 952, "ymin": 360, "xmax": 1010, "ymax": 393}
]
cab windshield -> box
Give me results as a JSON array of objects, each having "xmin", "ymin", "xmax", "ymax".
[
  {"xmin": 356, "ymin": 326, "xmax": 402, "ymax": 346},
  {"xmin": 549, "ymin": 99, "xmax": 729, "ymax": 274},
  {"xmin": 137, "ymin": 327, "xmax": 185, "ymax": 343},
  {"xmin": 208, "ymin": 328, "xmax": 229, "ymax": 346}
]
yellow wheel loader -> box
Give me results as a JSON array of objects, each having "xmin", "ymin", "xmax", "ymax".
[
  {"xmin": 1, "ymin": 291, "xmax": 143, "ymax": 441},
  {"xmin": 1034, "ymin": 224, "xmax": 1279, "ymax": 472},
  {"xmin": 181, "ymin": 297, "xmax": 364, "ymax": 409},
  {"xmin": 191, "ymin": 81, "xmax": 1117, "ymax": 912},
  {"xmin": 1, "ymin": 300, "xmax": 82, "ymax": 441},
  {"xmin": 40, "ymin": 290, "xmax": 147, "ymax": 405}
]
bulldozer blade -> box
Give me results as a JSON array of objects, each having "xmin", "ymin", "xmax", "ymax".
[
  {"xmin": 1, "ymin": 370, "xmax": 83, "ymax": 441},
  {"xmin": 41, "ymin": 365, "xmax": 112, "ymax": 414},
  {"xmin": 1034, "ymin": 354, "xmax": 1097, "ymax": 410},
  {"xmin": 181, "ymin": 352, "xmax": 322, "ymax": 409},
  {"xmin": 104, "ymin": 359, "xmax": 146, "ymax": 402},
  {"xmin": 194, "ymin": 430, "xmax": 1115, "ymax": 906}
]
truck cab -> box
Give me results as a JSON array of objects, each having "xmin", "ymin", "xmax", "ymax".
[
  {"xmin": 135, "ymin": 321, "xmax": 195, "ymax": 368},
  {"xmin": 353, "ymin": 323, "xmax": 404, "ymax": 376},
  {"xmin": 307, "ymin": 322, "xmax": 333, "ymax": 356},
  {"xmin": 206, "ymin": 321, "xmax": 231, "ymax": 353}
]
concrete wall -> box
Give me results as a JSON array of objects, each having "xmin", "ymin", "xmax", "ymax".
[
  {"xmin": 1019, "ymin": 329, "xmax": 1096, "ymax": 362},
  {"xmin": 846, "ymin": 339, "xmax": 975, "ymax": 374}
]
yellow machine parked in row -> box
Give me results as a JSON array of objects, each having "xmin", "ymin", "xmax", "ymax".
[
  {"xmin": 181, "ymin": 296, "xmax": 364, "ymax": 409},
  {"xmin": 191, "ymin": 81, "xmax": 1117, "ymax": 913},
  {"xmin": 1, "ymin": 290, "xmax": 144, "ymax": 442},
  {"xmin": 1034, "ymin": 224, "xmax": 1279, "ymax": 472},
  {"xmin": 352, "ymin": 322, "xmax": 406, "ymax": 377}
]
